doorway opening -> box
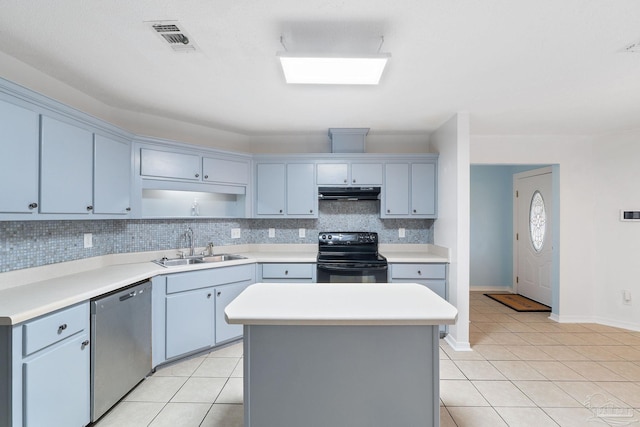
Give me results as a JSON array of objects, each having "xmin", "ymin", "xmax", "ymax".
[{"xmin": 470, "ymin": 164, "xmax": 559, "ymax": 313}]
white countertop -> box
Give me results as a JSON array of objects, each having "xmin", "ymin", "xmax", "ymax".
[
  {"xmin": 225, "ymin": 283, "xmax": 458, "ymax": 326},
  {"xmin": 0, "ymin": 244, "xmax": 449, "ymax": 326}
]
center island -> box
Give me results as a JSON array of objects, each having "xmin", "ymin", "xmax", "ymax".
[{"xmin": 225, "ymin": 283, "xmax": 458, "ymax": 427}]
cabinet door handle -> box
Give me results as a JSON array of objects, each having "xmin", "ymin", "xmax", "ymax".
[
  {"xmin": 86, "ymin": 205, "xmax": 93, "ymax": 211},
  {"xmin": 58, "ymin": 324, "xmax": 68, "ymax": 333},
  {"xmin": 207, "ymin": 293, "xmax": 212, "ymax": 298},
  {"xmin": 309, "ymin": 209, "xmax": 313, "ymax": 213},
  {"xmin": 417, "ymin": 270, "xmax": 422, "ymax": 275},
  {"xmin": 285, "ymin": 270, "xmax": 289, "ymax": 275},
  {"xmin": 28, "ymin": 202, "xmax": 38, "ymax": 209},
  {"xmin": 279, "ymin": 209, "xmax": 283, "ymax": 213},
  {"xmin": 195, "ymin": 173, "xmax": 200, "ymax": 178},
  {"xmin": 126, "ymin": 207, "xmax": 131, "ymax": 211},
  {"xmin": 204, "ymin": 175, "xmax": 209, "ymax": 179},
  {"xmin": 387, "ymin": 209, "xmax": 391, "ymax": 213},
  {"xmin": 81, "ymin": 340, "xmax": 90, "ymax": 348},
  {"xmin": 217, "ymin": 291, "xmax": 222, "ymax": 297},
  {"xmin": 343, "ymin": 179, "xmax": 347, "ymax": 183},
  {"xmin": 413, "ymin": 209, "xmax": 417, "ymax": 213},
  {"xmin": 352, "ymin": 179, "xmax": 356, "ymax": 183}
]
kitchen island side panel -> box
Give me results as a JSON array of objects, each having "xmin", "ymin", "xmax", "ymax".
[
  {"xmin": 244, "ymin": 324, "xmax": 439, "ymax": 427},
  {"xmin": 0, "ymin": 327, "xmax": 10, "ymax": 427}
]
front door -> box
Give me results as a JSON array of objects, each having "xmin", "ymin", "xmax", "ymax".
[{"xmin": 514, "ymin": 167, "xmax": 552, "ymax": 306}]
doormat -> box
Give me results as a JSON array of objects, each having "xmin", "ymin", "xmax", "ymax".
[{"xmin": 483, "ymin": 293, "xmax": 551, "ymax": 312}]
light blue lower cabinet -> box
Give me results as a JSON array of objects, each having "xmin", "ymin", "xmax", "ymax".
[
  {"xmin": 214, "ymin": 280, "xmax": 253, "ymax": 344},
  {"xmin": 2, "ymin": 302, "xmax": 90, "ymax": 427},
  {"xmin": 258, "ymin": 263, "xmax": 316, "ymax": 283},
  {"xmin": 155, "ymin": 264, "xmax": 256, "ymax": 363},
  {"xmin": 389, "ymin": 263, "xmax": 449, "ymax": 336},
  {"xmin": 23, "ymin": 333, "xmax": 90, "ymax": 427},
  {"xmin": 165, "ymin": 288, "xmax": 215, "ymax": 359}
]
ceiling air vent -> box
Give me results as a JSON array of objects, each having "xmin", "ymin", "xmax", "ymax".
[
  {"xmin": 625, "ymin": 42, "xmax": 640, "ymax": 53},
  {"xmin": 148, "ymin": 20, "xmax": 197, "ymax": 52}
]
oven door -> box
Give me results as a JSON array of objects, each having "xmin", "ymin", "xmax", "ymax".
[{"xmin": 316, "ymin": 263, "xmax": 388, "ymax": 283}]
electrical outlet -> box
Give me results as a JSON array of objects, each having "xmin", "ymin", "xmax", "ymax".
[
  {"xmin": 299, "ymin": 228, "xmax": 306, "ymax": 238},
  {"xmin": 231, "ymin": 228, "xmax": 241, "ymax": 239},
  {"xmin": 623, "ymin": 289, "xmax": 632, "ymax": 305},
  {"xmin": 83, "ymin": 233, "xmax": 93, "ymax": 248},
  {"xmin": 398, "ymin": 228, "xmax": 406, "ymax": 238},
  {"xmin": 268, "ymin": 228, "xmax": 276, "ymax": 238}
]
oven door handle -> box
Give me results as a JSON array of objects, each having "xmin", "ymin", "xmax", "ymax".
[{"xmin": 317, "ymin": 264, "xmax": 388, "ymax": 272}]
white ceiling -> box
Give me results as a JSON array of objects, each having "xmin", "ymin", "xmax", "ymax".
[{"xmin": 1, "ymin": 0, "xmax": 639, "ymax": 137}]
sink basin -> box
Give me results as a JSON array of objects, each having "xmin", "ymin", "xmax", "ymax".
[
  {"xmin": 153, "ymin": 254, "xmax": 247, "ymax": 267},
  {"xmin": 153, "ymin": 257, "xmax": 205, "ymax": 267},
  {"xmin": 202, "ymin": 254, "xmax": 247, "ymax": 262}
]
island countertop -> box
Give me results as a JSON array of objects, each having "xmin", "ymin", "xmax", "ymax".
[{"xmin": 225, "ymin": 282, "xmax": 458, "ymax": 326}]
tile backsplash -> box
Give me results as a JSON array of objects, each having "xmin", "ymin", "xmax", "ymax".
[{"xmin": 0, "ymin": 201, "xmax": 433, "ymax": 273}]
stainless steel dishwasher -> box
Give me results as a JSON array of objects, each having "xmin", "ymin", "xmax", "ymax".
[{"xmin": 90, "ymin": 279, "xmax": 152, "ymax": 422}]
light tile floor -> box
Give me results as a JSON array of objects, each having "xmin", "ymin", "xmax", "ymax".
[{"xmin": 94, "ymin": 291, "xmax": 640, "ymax": 426}]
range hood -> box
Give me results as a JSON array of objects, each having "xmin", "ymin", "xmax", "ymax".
[{"xmin": 318, "ymin": 186, "xmax": 381, "ymax": 201}]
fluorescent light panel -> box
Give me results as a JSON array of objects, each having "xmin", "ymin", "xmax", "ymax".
[{"xmin": 278, "ymin": 53, "xmax": 390, "ymax": 85}]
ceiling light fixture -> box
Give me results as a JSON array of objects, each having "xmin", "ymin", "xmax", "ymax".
[{"xmin": 277, "ymin": 36, "xmax": 390, "ymax": 85}]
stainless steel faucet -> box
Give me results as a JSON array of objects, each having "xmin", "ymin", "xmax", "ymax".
[{"xmin": 186, "ymin": 227, "xmax": 195, "ymax": 256}]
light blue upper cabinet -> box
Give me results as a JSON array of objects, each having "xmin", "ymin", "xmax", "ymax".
[
  {"xmin": 382, "ymin": 161, "xmax": 437, "ymax": 219},
  {"xmin": 287, "ymin": 163, "xmax": 316, "ymax": 216},
  {"xmin": 411, "ymin": 162, "xmax": 436, "ymax": 216},
  {"xmin": 351, "ymin": 163, "xmax": 382, "ymax": 185},
  {"xmin": 0, "ymin": 99, "xmax": 39, "ymax": 214},
  {"xmin": 203, "ymin": 157, "xmax": 249, "ymax": 185},
  {"xmin": 317, "ymin": 162, "xmax": 382, "ymax": 186},
  {"xmin": 383, "ymin": 163, "xmax": 410, "ymax": 216},
  {"xmin": 317, "ymin": 163, "xmax": 349, "ymax": 185},
  {"xmin": 40, "ymin": 116, "xmax": 94, "ymax": 214},
  {"xmin": 255, "ymin": 162, "xmax": 317, "ymax": 218},
  {"xmin": 256, "ymin": 163, "xmax": 286, "ymax": 215},
  {"xmin": 140, "ymin": 148, "xmax": 201, "ymax": 180},
  {"xmin": 94, "ymin": 134, "xmax": 131, "ymax": 215}
]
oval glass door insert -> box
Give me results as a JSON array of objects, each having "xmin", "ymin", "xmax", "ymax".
[{"xmin": 529, "ymin": 190, "xmax": 546, "ymax": 252}]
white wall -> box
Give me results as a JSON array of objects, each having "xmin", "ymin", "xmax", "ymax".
[
  {"xmin": 431, "ymin": 112, "xmax": 471, "ymax": 351},
  {"xmin": 471, "ymin": 135, "xmax": 600, "ymax": 323},
  {"xmin": 592, "ymin": 130, "xmax": 640, "ymax": 330}
]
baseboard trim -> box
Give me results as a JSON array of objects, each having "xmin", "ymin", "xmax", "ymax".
[
  {"xmin": 554, "ymin": 314, "xmax": 640, "ymax": 332},
  {"xmin": 470, "ymin": 286, "xmax": 514, "ymax": 293},
  {"xmin": 444, "ymin": 334, "xmax": 472, "ymax": 352}
]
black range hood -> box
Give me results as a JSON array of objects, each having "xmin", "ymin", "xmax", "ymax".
[{"xmin": 318, "ymin": 186, "xmax": 381, "ymax": 201}]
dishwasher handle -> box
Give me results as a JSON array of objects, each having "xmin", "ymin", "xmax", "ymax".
[
  {"xmin": 119, "ymin": 290, "xmax": 138, "ymax": 302},
  {"xmin": 91, "ymin": 280, "xmax": 152, "ymax": 314}
]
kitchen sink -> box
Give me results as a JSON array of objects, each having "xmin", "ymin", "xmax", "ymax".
[
  {"xmin": 153, "ymin": 257, "xmax": 205, "ymax": 267},
  {"xmin": 201, "ymin": 254, "xmax": 247, "ymax": 262},
  {"xmin": 153, "ymin": 253, "xmax": 247, "ymax": 267}
]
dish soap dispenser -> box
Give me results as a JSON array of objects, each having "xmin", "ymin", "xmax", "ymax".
[{"xmin": 191, "ymin": 198, "xmax": 199, "ymax": 216}]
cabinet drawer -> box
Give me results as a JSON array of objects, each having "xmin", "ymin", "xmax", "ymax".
[
  {"xmin": 23, "ymin": 303, "xmax": 89, "ymax": 356},
  {"xmin": 166, "ymin": 264, "xmax": 254, "ymax": 294},
  {"xmin": 261, "ymin": 263, "xmax": 314, "ymax": 279},
  {"xmin": 390, "ymin": 263, "xmax": 446, "ymax": 280}
]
